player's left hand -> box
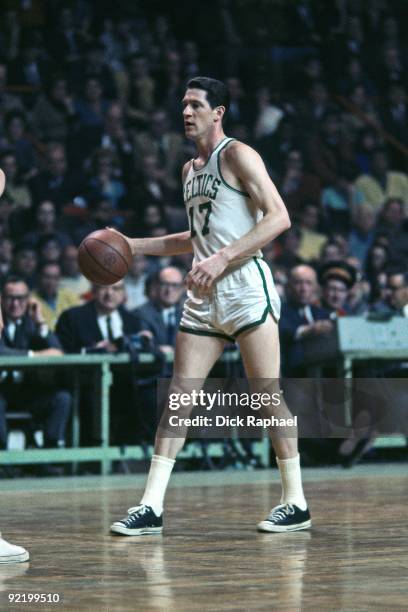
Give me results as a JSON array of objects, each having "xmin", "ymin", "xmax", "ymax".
[{"xmin": 186, "ymin": 251, "xmax": 229, "ymax": 292}]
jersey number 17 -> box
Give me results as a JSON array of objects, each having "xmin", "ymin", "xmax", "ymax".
[{"xmin": 188, "ymin": 201, "xmax": 213, "ymax": 238}]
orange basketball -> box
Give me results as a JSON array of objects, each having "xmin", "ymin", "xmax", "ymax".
[{"xmin": 78, "ymin": 229, "xmax": 133, "ymax": 286}]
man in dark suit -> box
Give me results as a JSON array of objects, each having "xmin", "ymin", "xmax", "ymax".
[
  {"xmin": 0, "ymin": 276, "xmax": 71, "ymax": 450},
  {"xmin": 280, "ymin": 264, "xmax": 332, "ymax": 376},
  {"xmin": 133, "ymin": 266, "xmax": 185, "ymax": 357},
  {"xmin": 56, "ymin": 280, "xmax": 149, "ymax": 445}
]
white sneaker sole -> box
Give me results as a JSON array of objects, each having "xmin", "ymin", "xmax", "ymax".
[
  {"xmin": 257, "ymin": 519, "xmax": 312, "ymax": 533},
  {"xmin": 110, "ymin": 524, "xmax": 163, "ymax": 536},
  {"xmin": 0, "ymin": 550, "xmax": 29, "ymax": 563}
]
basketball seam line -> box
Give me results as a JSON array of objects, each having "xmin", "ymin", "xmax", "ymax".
[
  {"xmin": 83, "ymin": 242, "xmax": 123, "ymax": 280},
  {"xmin": 86, "ymin": 237, "xmax": 130, "ymax": 270}
]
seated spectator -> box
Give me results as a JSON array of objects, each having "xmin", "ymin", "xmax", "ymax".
[
  {"xmin": 279, "ymin": 265, "xmax": 332, "ymax": 376},
  {"xmin": 55, "ymin": 281, "xmax": 147, "ymax": 445},
  {"xmin": 133, "ymin": 109, "xmax": 184, "ymax": 193},
  {"xmin": 29, "ymin": 143, "xmax": 85, "ymax": 210},
  {"xmin": 274, "ymin": 227, "xmax": 304, "ymax": 271},
  {"xmin": 319, "ymin": 240, "xmax": 344, "ymax": 265},
  {"xmin": 0, "ymin": 238, "xmax": 13, "ymax": 282},
  {"xmin": 74, "ymin": 42, "xmax": 117, "ymax": 100},
  {"xmin": 225, "ymin": 77, "xmax": 253, "ymax": 128},
  {"xmin": 318, "ymin": 261, "xmax": 358, "ymax": 317},
  {"xmin": 297, "ymin": 203, "xmax": 327, "ymax": 262},
  {"xmin": 355, "ymin": 127, "xmax": 380, "ymax": 175},
  {"xmin": 370, "ymin": 270, "xmax": 407, "ymax": 316},
  {"xmin": 60, "ymin": 245, "xmax": 90, "ymax": 298},
  {"xmin": 0, "ymin": 151, "xmax": 31, "ymax": 211},
  {"xmin": 129, "ymin": 155, "xmax": 174, "ymax": 227},
  {"xmin": 297, "ymin": 81, "xmax": 334, "ymax": 131},
  {"xmin": 252, "ymin": 86, "xmax": 284, "ymax": 140},
  {"xmin": 377, "ymin": 197, "xmax": 405, "ymax": 238},
  {"xmin": 38, "ymin": 235, "xmax": 63, "ymax": 266},
  {"xmin": 348, "ymin": 203, "xmax": 377, "ymax": 265},
  {"xmin": 121, "ymin": 53, "xmax": 155, "ymax": 129},
  {"xmin": 365, "ymin": 243, "xmax": 390, "ymax": 288},
  {"xmin": 56, "ymin": 280, "xmax": 145, "ymax": 354},
  {"xmin": 12, "ymin": 244, "xmax": 38, "ymax": 289},
  {"xmin": 336, "ymin": 57, "xmax": 376, "ymax": 98},
  {"xmin": 8, "ymin": 38, "xmax": 50, "ymax": 91},
  {"xmin": 354, "ymin": 148, "xmax": 408, "ymax": 212},
  {"xmin": 124, "ymin": 255, "xmax": 148, "ymax": 310},
  {"xmin": 279, "ymin": 150, "xmax": 321, "ymax": 218},
  {"xmin": 0, "ymin": 62, "xmax": 24, "ymax": 127},
  {"xmin": 31, "ymin": 75, "xmax": 77, "ymax": 143},
  {"xmin": 75, "ymin": 75, "xmax": 110, "ymax": 131},
  {"xmin": 133, "ymin": 266, "xmax": 185, "ymax": 360},
  {"xmin": 31, "ymin": 262, "xmax": 80, "ymax": 330},
  {"xmin": 377, "ymin": 198, "xmax": 408, "ymax": 265},
  {"xmin": 0, "ymin": 276, "xmax": 70, "ymax": 451},
  {"xmin": 307, "ymin": 111, "xmax": 358, "ymax": 189},
  {"xmin": 22, "ymin": 200, "xmax": 72, "ymax": 250},
  {"xmin": 0, "ymin": 111, "xmax": 36, "ymax": 177},
  {"xmin": 342, "ymin": 84, "xmax": 380, "ymax": 137},
  {"xmin": 86, "ymin": 148, "xmax": 126, "ymax": 211},
  {"xmin": 79, "ymin": 101, "xmax": 134, "ymax": 181},
  {"xmin": 380, "ymin": 84, "xmax": 408, "ymax": 169}
]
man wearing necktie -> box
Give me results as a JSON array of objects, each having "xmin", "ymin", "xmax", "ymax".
[
  {"xmin": 0, "ymin": 276, "xmax": 71, "ymax": 452},
  {"xmin": 55, "ymin": 281, "xmax": 149, "ymax": 445},
  {"xmin": 133, "ymin": 266, "xmax": 185, "ymax": 359},
  {"xmin": 279, "ymin": 265, "xmax": 332, "ymax": 376}
]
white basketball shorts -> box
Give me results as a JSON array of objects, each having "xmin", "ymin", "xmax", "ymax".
[{"xmin": 179, "ymin": 257, "xmax": 281, "ymax": 342}]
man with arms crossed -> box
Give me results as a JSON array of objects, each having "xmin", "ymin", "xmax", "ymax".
[
  {"xmin": 111, "ymin": 77, "xmax": 310, "ymax": 535},
  {"xmin": 0, "ymin": 167, "xmax": 29, "ymax": 562}
]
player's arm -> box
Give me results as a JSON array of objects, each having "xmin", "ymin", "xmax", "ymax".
[
  {"xmin": 110, "ymin": 162, "xmax": 193, "ymax": 257},
  {"xmin": 220, "ymin": 142, "xmax": 291, "ymax": 263},
  {"xmin": 127, "ymin": 230, "xmax": 193, "ymax": 257},
  {"xmin": 186, "ymin": 143, "xmax": 290, "ymax": 291}
]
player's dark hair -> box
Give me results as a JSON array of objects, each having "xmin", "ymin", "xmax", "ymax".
[{"xmin": 187, "ymin": 76, "xmax": 230, "ymax": 119}]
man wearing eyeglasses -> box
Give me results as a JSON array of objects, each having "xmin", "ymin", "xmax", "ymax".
[
  {"xmin": 0, "ymin": 275, "xmax": 71, "ymax": 453},
  {"xmin": 133, "ymin": 266, "xmax": 185, "ymax": 358}
]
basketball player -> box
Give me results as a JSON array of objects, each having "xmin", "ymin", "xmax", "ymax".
[
  {"xmin": 0, "ymin": 168, "xmax": 29, "ymax": 563},
  {"xmin": 110, "ymin": 77, "xmax": 311, "ymax": 535}
]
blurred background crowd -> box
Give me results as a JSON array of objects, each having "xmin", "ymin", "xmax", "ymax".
[{"xmin": 0, "ymin": 0, "xmax": 407, "ymax": 469}]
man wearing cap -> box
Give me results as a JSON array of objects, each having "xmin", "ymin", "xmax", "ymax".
[{"xmin": 319, "ymin": 261, "xmax": 357, "ymax": 317}]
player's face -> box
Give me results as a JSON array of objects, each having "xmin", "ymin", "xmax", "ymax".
[{"xmin": 182, "ymin": 88, "xmax": 218, "ymax": 140}]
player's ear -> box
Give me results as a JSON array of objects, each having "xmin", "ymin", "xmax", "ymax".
[{"xmin": 214, "ymin": 106, "xmax": 225, "ymax": 122}]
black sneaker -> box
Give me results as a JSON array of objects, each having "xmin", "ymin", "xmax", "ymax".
[
  {"xmin": 110, "ymin": 504, "xmax": 163, "ymax": 536},
  {"xmin": 257, "ymin": 503, "xmax": 311, "ymax": 533}
]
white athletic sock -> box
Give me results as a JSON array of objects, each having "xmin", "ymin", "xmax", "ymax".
[
  {"xmin": 276, "ymin": 454, "xmax": 307, "ymax": 511},
  {"xmin": 140, "ymin": 454, "xmax": 175, "ymax": 516}
]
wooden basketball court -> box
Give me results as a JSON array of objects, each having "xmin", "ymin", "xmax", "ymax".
[{"xmin": 1, "ymin": 464, "xmax": 406, "ymax": 611}]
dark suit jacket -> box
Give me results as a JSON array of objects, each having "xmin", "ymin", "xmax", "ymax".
[
  {"xmin": 133, "ymin": 301, "xmax": 183, "ymax": 347},
  {"xmin": 0, "ymin": 314, "xmax": 61, "ymax": 356},
  {"xmin": 279, "ymin": 301, "xmax": 331, "ymax": 374},
  {"xmin": 55, "ymin": 301, "xmax": 142, "ymax": 353}
]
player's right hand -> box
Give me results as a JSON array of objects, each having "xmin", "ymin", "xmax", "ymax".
[{"xmin": 105, "ymin": 227, "xmax": 136, "ymax": 256}]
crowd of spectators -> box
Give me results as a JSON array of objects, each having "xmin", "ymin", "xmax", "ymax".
[{"xmin": 0, "ymin": 0, "xmax": 407, "ymax": 465}]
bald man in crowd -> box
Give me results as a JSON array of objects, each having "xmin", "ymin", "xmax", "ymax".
[{"xmin": 279, "ymin": 265, "xmax": 332, "ymax": 376}]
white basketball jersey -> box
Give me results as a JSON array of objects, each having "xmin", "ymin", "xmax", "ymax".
[{"xmin": 183, "ymin": 137, "xmax": 262, "ymax": 263}]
